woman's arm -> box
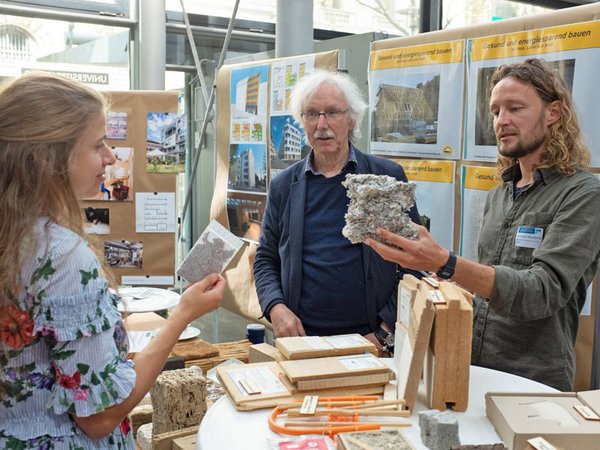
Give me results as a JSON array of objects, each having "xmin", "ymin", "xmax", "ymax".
[{"xmin": 74, "ymin": 273, "xmax": 225, "ymax": 439}]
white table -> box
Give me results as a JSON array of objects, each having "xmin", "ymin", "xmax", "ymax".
[{"xmin": 197, "ymin": 365, "xmax": 557, "ymax": 449}]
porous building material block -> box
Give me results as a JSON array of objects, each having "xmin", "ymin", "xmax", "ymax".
[
  {"xmin": 130, "ymin": 403, "xmax": 153, "ymax": 436},
  {"xmin": 136, "ymin": 422, "xmax": 153, "ymax": 450},
  {"xmin": 419, "ymin": 409, "xmax": 460, "ymax": 450},
  {"xmin": 342, "ymin": 174, "xmax": 417, "ymax": 244},
  {"xmin": 150, "ymin": 368, "xmax": 208, "ymax": 435},
  {"xmin": 336, "ymin": 429, "xmax": 415, "ymax": 449}
]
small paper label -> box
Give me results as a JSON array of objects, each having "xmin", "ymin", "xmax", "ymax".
[
  {"xmin": 422, "ymin": 276, "xmax": 439, "ymax": 288},
  {"xmin": 300, "ymin": 395, "xmax": 318, "ymax": 415},
  {"xmin": 324, "ymin": 335, "xmax": 365, "ymax": 348},
  {"xmin": 399, "ymin": 287, "xmax": 411, "ymax": 325},
  {"xmin": 515, "ymin": 226, "xmax": 543, "ymax": 249},
  {"xmin": 428, "ymin": 290, "xmax": 446, "ymax": 304},
  {"xmin": 574, "ymin": 404, "xmax": 600, "ymax": 421},
  {"xmin": 302, "ymin": 336, "xmax": 332, "ymax": 350},
  {"xmin": 527, "ymin": 436, "xmax": 558, "ymax": 450},
  {"xmin": 239, "ymin": 378, "xmax": 261, "ymax": 395},
  {"xmin": 228, "ymin": 366, "xmax": 288, "ymax": 396},
  {"xmin": 338, "ymin": 354, "xmax": 383, "ymax": 370}
]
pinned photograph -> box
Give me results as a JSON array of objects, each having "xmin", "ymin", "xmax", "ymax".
[
  {"xmin": 372, "ymin": 72, "xmax": 440, "ymax": 145},
  {"xmin": 106, "ymin": 111, "xmax": 127, "ymax": 139},
  {"xmin": 226, "ymin": 191, "xmax": 266, "ymax": 244},
  {"xmin": 228, "ymin": 143, "xmax": 267, "ymax": 193},
  {"xmin": 105, "ymin": 240, "xmax": 144, "ymax": 268},
  {"xmin": 146, "ymin": 111, "xmax": 186, "ymax": 173},
  {"xmin": 83, "ymin": 207, "xmax": 110, "ymax": 235},
  {"xmin": 87, "ymin": 147, "xmax": 134, "ymax": 201},
  {"xmin": 269, "ymin": 115, "xmax": 309, "ymax": 183}
]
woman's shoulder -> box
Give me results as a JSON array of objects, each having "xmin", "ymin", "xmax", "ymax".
[
  {"xmin": 24, "ymin": 219, "xmax": 104, "ymax": 299},
  {"xmin": 35, "ymin": 219, "xmax": 96, "ymax": 263}
]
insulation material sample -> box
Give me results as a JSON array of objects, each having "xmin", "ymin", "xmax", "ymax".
[
  {"xmin": 177, "ymin": 219, "xmax": 243, "ymax": 284},
  {"xmin": 336, "ymin": 429, "xmax": 415, "ymax": 449},
  {"xmin": 342, "ymin": 174, "xmax": 417, "ymax": 244},
  {"xmin": 150, "ymin": 368, "xmax": 208, "ymax": 435}
]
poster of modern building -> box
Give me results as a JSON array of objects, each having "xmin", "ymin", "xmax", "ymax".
[
  {"xmin": 146, "ymin": 111, "xmax": 186, "ymax": 173},
  {"xmin": 228, "ymin": 143, "xmax": 267, "ymax": 193}
]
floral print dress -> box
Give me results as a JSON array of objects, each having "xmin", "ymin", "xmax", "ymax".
[{"xmin": 0, "ymin": 219, "xmax": 136, "ymax": 449}]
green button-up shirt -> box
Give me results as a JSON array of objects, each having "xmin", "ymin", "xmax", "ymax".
[{"xmin": 472, "ymin": 165, "xmax": 600, "ymax": 391}]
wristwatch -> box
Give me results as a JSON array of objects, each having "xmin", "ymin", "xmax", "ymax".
[
  {"xmin": 436, "ymin": 251, "xmax": 457, "ymax": 280},
  {"xmin": 374, "ymin": 326, "xmax": 395, "ymax": 353}
]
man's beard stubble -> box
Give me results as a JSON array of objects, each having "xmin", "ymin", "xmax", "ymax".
[{"xmin": 497, "ymin": 111, "xmax": 548, "ymax": 159}]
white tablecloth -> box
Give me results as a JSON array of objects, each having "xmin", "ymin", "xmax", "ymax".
[{"xmin": 197, "ymin": 365, "xmax": 557, "ymax": 449}]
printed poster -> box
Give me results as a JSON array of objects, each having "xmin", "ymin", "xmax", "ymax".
[
  {"xmin": 465, "ymin": 20, "xmax": 600, "ymax": 164},
  {"xmin": 395, "ymin": 159, "xmax": 456, "ymax": 250},
  {"xmin": 270, "ymin": 56, "xmax": 315, "ymax": 116},
  {"xmin": 230, "ymin": 65, "xmax": 268, "ymax": 144},
  {"xmin": 458, "ymin": 165, "xmax": 499, "ymax": 260},
  {"xmin": 369, "ymin": 40, "xmax": 465, "ymax": 159},
  {"xmin": 229, "ymin": 65, "xmax": 268, "ymax": 195},
  {"xmin": 269, "ymin": 56, "xmax": 315, "ymax": 183}
]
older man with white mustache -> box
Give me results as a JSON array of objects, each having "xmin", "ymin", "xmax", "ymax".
[{"xmin": 254, "ymin": 70, "xmax": 420, "ymax": 355}]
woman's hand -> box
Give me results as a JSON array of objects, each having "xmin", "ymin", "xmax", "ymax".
[{"xmin": 172, "ymin": 273, "xmax": 226, "ymax": 324}]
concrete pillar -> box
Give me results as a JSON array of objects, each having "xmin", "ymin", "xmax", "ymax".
[
  {"xmin": 139, "ymin": 0, "xmax": 166, "ymax": 89},
  {"xmin": 276, "ymin": 0, "xmax": 313, "ymax": 58}
]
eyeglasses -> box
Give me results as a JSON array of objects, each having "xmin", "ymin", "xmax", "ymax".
[{"xmin": 301, "ymin": 108, "xmax": 349, "ymax": 123}]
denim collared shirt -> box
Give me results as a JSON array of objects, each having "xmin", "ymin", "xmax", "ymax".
[
  {"xmin": 304, "ymin": 146, "xmax": 358, "ymax": 177},
  {"xmin": 471, "ymin": 165, "xmax": 600, "ymax": 391}
]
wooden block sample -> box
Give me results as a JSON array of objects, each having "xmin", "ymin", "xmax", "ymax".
[
  {"xmin": 151, "ymin": 425, "xmax": 197, "ymax": 450},
  {"xmin": 183, "ymin": 339, "xmax": 250, "ymax": 373},
  {"xmin": 150, "ymin": 368, "xmax": 208, "ymax": 435},
  {"xmin": 395, "ymin": 283, "xmax": 436, "ymax": 411},
  {"xmin": 171, "ymin": 434, "xmax": 197, "ymax": 450},
  {"xmin": 424, "ymin": 282, "xmax": 472, "ymax": 412},
  {"xmin": 129, "ymin": 403, "xmax": 153, "ymax": 436},
  {"xmin": 397, "ymin": 274, "xmax": 421, "ymax": 326},
  {"xmin": 249, "ymin": 342, "xmax": 285, "ymax": 363},
  {"xmin": 289, "ymin": 370, "xmax": 392, "ymax": 391},
  {"xmin": 275, "ymin": 334, "xmax": 376, "ymax": 360},
  {"xmin": 217, "ymin": 361, "xmax": 386, "ymax": 411},
  {"xmin": 280, "ymin": 353, "xmax": 390, "ymax": 382}
]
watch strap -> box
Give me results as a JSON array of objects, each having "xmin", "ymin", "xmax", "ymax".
[
  {"xmin": 374, "ymin": 326, "xmax": 394, "ymax": 350},
  {"xmin": 436, "ymin": 251, "xmax": 457, "ymax": 280}
]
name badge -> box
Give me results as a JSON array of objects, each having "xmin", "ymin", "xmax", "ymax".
[{"xmin": 515, "ymin": 226, "xmax": 543, "ymax": 249}]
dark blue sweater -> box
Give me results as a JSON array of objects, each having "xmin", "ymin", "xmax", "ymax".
[{"xmin": 299, "ymin": 171, "xmax": 368, "ymax": 336}]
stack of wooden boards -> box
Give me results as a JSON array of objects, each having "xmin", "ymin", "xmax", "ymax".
[
  {"xmin": 217, "ymin": 334, "xmax": 393, "ymax": 411},
  {"xmin": 395, "ymin": 275, "xmax": 473, "ymax": 412}
]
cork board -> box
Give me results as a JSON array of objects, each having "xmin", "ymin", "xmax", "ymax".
[{"xmin": 82, "ymin": 91, "xmax": 178, "ymax": 284}]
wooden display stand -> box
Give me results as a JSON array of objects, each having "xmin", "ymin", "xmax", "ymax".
[
  {"xmin": 396, "ymin": 276, "xmax": 473, "ymax": 412},
  {"xmin": 424, "ymin": 282, "xmax": 473, "ymax": 411}
]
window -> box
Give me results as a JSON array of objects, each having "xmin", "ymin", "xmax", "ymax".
[
  {"xmin": 3, "ymin": 0, "xmax": 130, "ymax": 18},
  {"xmin": 0, "ymin": 14, "xmax": 130, "ymax": 89},
  {"xmin": 0, "ymin": 24, "xmax": 36, "ymax": 73},
  {"xmin": 443, "ymin": 0, "xmax": 552, "ymax": 29}
]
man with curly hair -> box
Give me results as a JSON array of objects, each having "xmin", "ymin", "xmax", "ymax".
[{"xmin": 366, "ymin": 58, "xmax": 600, "ymax": 391}]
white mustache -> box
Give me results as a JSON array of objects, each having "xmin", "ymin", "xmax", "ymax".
[{"xmin": 313, "ymin": 130, "xmax": 335, "ymax": 139}]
